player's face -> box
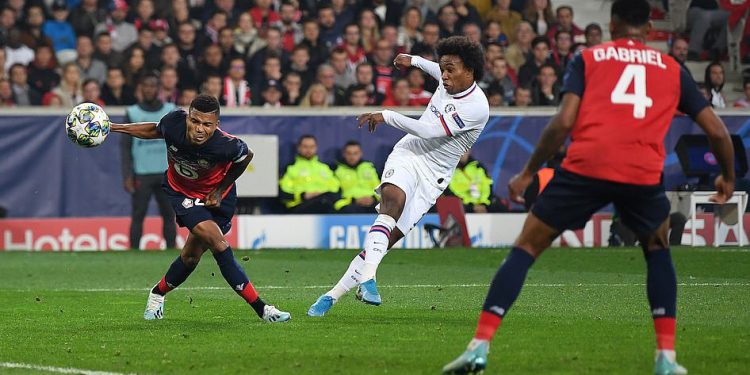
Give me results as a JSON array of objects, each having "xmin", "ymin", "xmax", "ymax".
[
  {"xmin": 186, "ymin": 109, "xmax": 220, "ymax": 145},
  {"xmin": 439, "ymin": 55, "xmax": 473, "ymax": 95},
  {"xmin": 343, "ymin": 145, "xmax": 362, "ymax": 166}
]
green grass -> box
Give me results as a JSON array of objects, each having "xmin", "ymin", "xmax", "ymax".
[{"xmin": 0, "ymin": 247, "xmax": 748, "ymax": 375}]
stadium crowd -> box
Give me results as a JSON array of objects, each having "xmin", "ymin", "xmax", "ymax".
[{"xmin": 0, "ymin": 0, "xmax": 747, "ymax": 109}]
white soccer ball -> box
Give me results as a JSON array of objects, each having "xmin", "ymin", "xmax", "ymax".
[{"xmin": 65, "ymin": 103, "xmax": 111, "ymax": 148}]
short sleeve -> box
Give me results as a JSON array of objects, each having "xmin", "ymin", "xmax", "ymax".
[
  {"xmin": 677, "ymin": 66, "xmax": 710, "ymax": 120},
  {"xmin": 155, "ymin": 110, "xmax": 185, "ymax": 140},
  {"xmin": 227, "ymin": 137, "xmax": 250, "ymax": 163},
  {"xmin": 561, "ymin": 52, "xmax": 585, "ymax": 97}
]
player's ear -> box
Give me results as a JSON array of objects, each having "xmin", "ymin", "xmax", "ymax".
[{"xmin": 644, "ymin": 20, "xmax": 653, "ymax": 35}]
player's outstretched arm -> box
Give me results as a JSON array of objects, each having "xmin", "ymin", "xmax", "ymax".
[
  {"xmin": 110, "ymin": 122, "xmax": 162, "ymax": 139},
  {"xmin": 394, "ymin": 54, "xmax": 442, "ymax": 82},
  {"xmin": 357, "ymin": 111, "xmax": 447, "ymax": 139},
  {"xmin": 694, "ymin": 107, "xmax": 736, "ymax": 203},
  {"xmin": 508, "ymin": 93, "xmax": 581, "ymax": 203}
]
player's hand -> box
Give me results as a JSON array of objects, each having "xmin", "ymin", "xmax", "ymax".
[
  {"xmin": 304, "ymin": 192, "xmax": 321, "ymax": 200},
  {"xmin": 710, "ymin": 175, "xmax": 735, "ymax": 204},
  {"xmin": 355, "ymin": 196, "xmax": 375, "ymax": 206},
  {"xmin": 123, "ymin": 176, "xmax": 135, "ymax": 194},
  {"xmin": 508, "ymin": 171, "xmax": 534, "ymax": 204},
  {"xmin": 204, "ymin": 188, "xmax": 223, "ymax": 208},
  {"xmin": 393, "ymin": 54, "xmax": 412, "ymax": 70},
  {"xmin": 357, "ymin": 112, "xmax": 385, "ymax": 133},
  {"xmin": 472, "ymin": 204, "xmax": 488, "ymax": 213}
]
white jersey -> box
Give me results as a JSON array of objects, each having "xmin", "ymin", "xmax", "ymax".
[{"xmin": 381, "ymin": 56, "xmax": 489, "ymax": 182}]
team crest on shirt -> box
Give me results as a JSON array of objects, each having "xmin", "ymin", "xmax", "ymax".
[
  {"xmin": 384, "ymin": 169, "xmax": 394, "ymax": 178},
  {"xmin": 198, "ymin": 159, "xmax": 209, "ymax": 168},
  {"xmin": 182, "ymin": 198, "xmax": 194, "ymax": 209},
  {"xmin": 445, "ymin": 104, "xmax": 456, "ymax": 112}
]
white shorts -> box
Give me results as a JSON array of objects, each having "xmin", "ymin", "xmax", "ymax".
[{"xmin": 376, "ymin": 152, "xmax": 449, "ymax": 233}]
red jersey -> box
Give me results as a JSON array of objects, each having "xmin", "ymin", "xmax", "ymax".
[
  {"xmin": 157, "ymin": 110, "xmax": 249, "ymax": 199},
  {"xmin": 560, "ymin": 39, "xmax": 708, "ymax": 185}
]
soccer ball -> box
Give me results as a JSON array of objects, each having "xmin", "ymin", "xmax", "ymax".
[{"xmin": 65, "ymin": 103, "xmax": 111, "ymax": 148}]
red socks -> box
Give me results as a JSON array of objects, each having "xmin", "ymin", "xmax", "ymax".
[
  {"xmin": 239, "ymin": 282, "xmax": 259, "ymax": 304},
  {"xmin": 654, "ymin": 317, "xmax": 676, "ymax": 350},
  {"xmin": 474, "ymin": 311, "xmax": 503, "ymax": 341}
]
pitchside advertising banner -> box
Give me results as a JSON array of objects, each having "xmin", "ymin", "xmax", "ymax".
[{"xmin": 0, "ymin": 213, "xmax": 747, "ymax": 251}]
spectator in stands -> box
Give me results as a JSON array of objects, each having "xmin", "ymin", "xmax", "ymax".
[
  {"xmin": 414, "ymin": 20, "xmax": 440, "ymax": 57},
  {"xmin": 481, "ymin": 57, "xmax": 514, "ymax": 105},
  {"xmin": 248, "ymin": 27, "xmax": 289, "ymax": 83},
  {"xmin": 462, "ymin": 22, "xmax": 483, "ymax": 45},
  {"xmin": 50, "ymin": 62, "xmax": 82, "ymax": 108},
  {"xmin": 250, "ymin": 0, "xmax": 280, "ymax": 36},
  {"xmin": 279, "ymin": 135, "xmax": 340, "ymax": 213},
  {"xmin": 485, "ymin": 0, "xmax": 522, "ymax": 43},
  {"xmin": 483, "ymin": 42, "xmax": 504, "ymax": 78},
  {"xmin": 81, "ymin": 78, "xmax": 104, "ymax": 106},
  {"xmin": 158, "ymin": 67, "xmax": 179, "ymax": 104},
  {"xmin": 300, "ymin": 17, "xmax": 330, "ymax": 68},
  {"xmin": 734, "ymin": 80, "xmax": 750, "ymax": 108},
  {"xmin": 197, "ymin": 44, "xmax": 228, "ymax": 86},
  {"xmin": 204, "ymin": 10, "xmax": 228, "ymax": 44},
  {"xmin": 551, "ymin": 30, "xmax": 573, "ymax": 71},
  {"xmin": 5, "ymin": 29, "xmax": 34, "ymax": 69},
  {"xmin": 518, "ymin": 36, "xmax": 555, "ymax": 88},
  {"xmin": 397, "ymin": 6, "xmax": 423, "ymax": 53},
  {"xmin": 94, "ymin": 0, "xmax": 137, "ymax": 53},
  {"xmin": 451, "ymin": 0, "xmax": 482, "ymax": 30},
  {"xmin": 333, "ymin": 140, "xmax": 380, "ymax": 213},
  {"xmin": 123, "ymin": 46, "xmax": 147, "ymax": 85},
  {"xmin": 27, "ymin": 44, "xmax": 59, "ymax": 95},
  {"xmin": 175, "ymin": 21, "xmax": 201, "ymax": 72},
  {"xmin": 354, "ymin": 62, "xmax": 384, "ymax": 105},
  {"xmin": 134, "ymin": 28, "xmax": 160, "ymax": 70},
  {"xmin": 483, "ymin": 20, "xmax": 506, "ymax": 46},
  {"xmin": 358, "ymin": 8, "xmax": 381, "ymax": 54},
  {"xmin": 289, "ymin": 45, "xmax": 315, "ymax": 91},
  {"xmin": 486, "ymin": 87, "xmax": 504, "ymax": 106},
  {"xmin": 217, "ymin": 26, "xmax": 241, "ymax": 61},
  {"xmin": 120, "ymin": 74, "xmax": 176, "ymax": 250},
  {"xmin": 70, "ymin": 0, "xmax": 107, "ymax": 38},
  {"xmin": 705, "ymin": 61, "xmax": 727, "ymax": 108},
  {"xmin": 101, "ymin": 66, "xmax": 136, "ymax": 106},
  {"xmin": 275, "ymin": 1, "xmax": 303, "ymax": 53},
  {"xmin": 318, "ymin": 4, "xmax": 341, "ymax": 48},
  {"xmin": 132, "ymin": 0, "xmax": 158, "ymax": 31},
  {"xmin": 669, "ymin": 37, "xmax": 691, "ymax": 78},
  {"xmin": 332, "ymin": 0, "xmax": 356, "ymax": 33},
  {"xmin": 75, "ymin": 36, "xmax": 107, "ymax": 85},
  {"xmin": 371, "ymin": 38, "xmax": 396, "ymax": 96},
  {"xmin": 329, "ymin": 47, "xmax": 356, "ymax": 91},
  {"xmin": 686, "ymin": 0, "xmax": 729, "ymax": 60},
  {"xmin": 382, "ymin": 77, "xmax": 413, "ymax": 107},
  {"xmin": 0, "ymin": 49, "xmax": 6, "ymax": 81},
  {"xmin": 261, "ymin": 80, "xmax": 283, "ymax": 108},
  {"xmin": 531, "ymin": 63, "xmax": 560, "ymax": 106},
  {"xmin": 233, "ymin": 12, "xmax": 266, "ymax": 60},
  {"xmin": 506, "ymin": 21, "xmax": 535, "ymax": 71},
  {"xmin": 300, "ymin": 82, "xmax": 330, "ymax": 107},
  {"xmin": 208, "ymin": 0, "xmax": 240, "ymax": 25},
  {"xmin": 448, "ymin": 151, "xmax": 496, "ymax": 213},
  {"xmin": 408, "ymin": 0, "xmax": 437, "ymax": 24},
  {"xmin": 9, "ymin": 63, "xmax": 40, "ymax": 106},
  {"xmin": 347, "ymin": 83, "xmax": 369, "ymax": 106},
  {"xmin": 406, "ymin": 67, "xmax": 433, "ymax": 106},
  {"xmin": 315, "ymin": 63, "xmax": 345, "ymax": 105},
  {"xmin": 202, "ymin": 73, "xmax": 224, "ymax": 101},
  {"xmin": 340, "ymin": 23, "xmax": 367, "ymax": 72},
  {"xmin": 546, "ymin": 5, "xmax": 584, "ymax": 46},
  {"xmin": 437, "ymin": 4, "xmax": 460, "ymax": 39},
  {"xmin": 253, "ymin": 53, "xmax": 284, "ymax": 103},
  {"xmin": 584, "ymin": 23, "xmax": 602, "ymax": 47},
  {"xmin": 150, "ymin": 19, "xmax": 172, "ymax": 48},
  {"xmin": 0, "ymin": 78, "xmax": 14, "ymax": 106},
  {"xmin": 177, "ymin": 87, "xmax": 197, "ymax": 107},
  {"xmin": 43, "ymin": 1, "xmax": 77, "ymax": 63},
  {"xmin": 19, "ymin": 5, "xmax": 50, "ymax": 50},
  {"xmin": 511, "ymin": 86, "xmax": 532, "ymax": 107},
  {"xmin": 93, "ymin": 32, "xmax": 123, "ymax": 68},
  {"xmin": 160, "ymin": 43, "xmax": 195, "ymax": 89},
  {"xmin": 282, "ymin": 71, "xmax": 304, "ymax": 106},
  {"xmin": 223, "ymin": 57, "xmax": 251, "ymax": 107},
  {"xmin": 523, "ymin": 0, "xmax": 554, "ymax": 35},
  {"xmin": 168, "ymin": 0, "xmax": 199, "ymax": 34}
]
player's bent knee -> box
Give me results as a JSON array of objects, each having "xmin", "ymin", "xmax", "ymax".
[
  {"xmin": 191, "ymin": 221, "xmax": 228, "ymax": 252},
  {"xmin": 379, "ymin": 183, "xmax": 406, "ymax": 220}
]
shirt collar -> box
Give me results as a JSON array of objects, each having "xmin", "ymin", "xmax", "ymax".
[{"xmin": 453, "ymin": 82, "xmax": 477, "ymax": 99}]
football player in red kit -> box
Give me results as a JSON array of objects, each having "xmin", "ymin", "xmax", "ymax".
[
  {"xmin": 111, "ymin": 94, "xmax": 291, "ymax": 323},
  {"xmin": 443, "ymin": 1, "xmax": 735, "ymax": 374}
]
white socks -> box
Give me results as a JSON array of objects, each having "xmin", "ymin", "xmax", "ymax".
[{"xmin": 324, "ymin": 214, "xmax": 397, "ymax": 300}]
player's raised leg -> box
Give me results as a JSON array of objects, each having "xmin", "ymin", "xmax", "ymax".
[
  {"xmin": 639, "ymin": 220, "xmax": 687, "ymax": 375},
  {"xmin": 144, "ymin": 233, "xmax": 205, "ymax": 320},
  {"xmin": 442, "ymin": 214, "xmax": 557, "ymax": 374},
  {"xmin": 308, "ymin": 184, "xmax": 406, "ymax": 316},
  {"xmin": 192, "ymin": 220, "xmax": 290, "ymax": 323}
]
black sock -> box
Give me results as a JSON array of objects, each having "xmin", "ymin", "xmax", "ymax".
[{"xmin": 482, "ymin": 247, "xmax": 535, "ymax": 317}]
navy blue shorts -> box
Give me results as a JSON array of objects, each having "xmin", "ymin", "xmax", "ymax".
[
  {"xmin": 162, "ymin": 180, "xmax": 237, "ymax": 235},
  {"xmin": 531, "ymin": 169, "xmax": 670, "ymax": 236}
]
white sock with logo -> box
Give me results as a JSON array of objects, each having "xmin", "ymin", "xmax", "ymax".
[
  {"xmin": 360, "ymin": 214, "xmax": 397, "ymax": 282},
  {"xmin": 325, "ymin": 251, "xmax": 366, "ymax": 300}
]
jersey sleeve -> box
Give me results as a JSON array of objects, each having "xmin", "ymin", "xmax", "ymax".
[
  {"xmin": 225, "ymin": 137, "xmax": 250, "ymax": 163},
  {"xmin": 155, "ymin": 109, "xmax": 185, "ymax": 141},
  {"xmin": 381, "ymin": 99, "xmax": 488, "ymax": 139},
  {"xmin": 677, "ymin": 66, "xmax": 710, "ymax": 120},
  {"xmin": 411, "ymin": 55, "xmax": 442, "ymax": 82},
  {"xmin": 561, "ymin": 52, "xmax": 585, "ymax": 97}
]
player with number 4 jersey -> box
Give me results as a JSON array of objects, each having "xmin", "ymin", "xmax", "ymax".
[{"xmin": 443, "ymin": 1, "xmax": 735, "ymax": 374}]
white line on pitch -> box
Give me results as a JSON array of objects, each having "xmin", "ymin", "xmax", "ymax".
[
  {"xmin": 3, "ymin": 282, "xmax": 748, "ymax": 293},
  {"xmin": 0, "ymin": 362, "xmax": 136, "ymax": 375}
]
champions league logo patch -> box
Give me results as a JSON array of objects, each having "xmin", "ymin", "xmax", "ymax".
[
  {"xmin": 445, "ymin": 104, "xmax": 456, "ymax": 113},
  {"xmin": 452, "ymin": 112, "xmax": 466, "ymax": 129},
  {"xmin": 384, "ymin": 169, "xmax": 394, "ymax": 178}
]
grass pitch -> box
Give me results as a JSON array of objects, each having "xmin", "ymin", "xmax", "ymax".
[{"xmin": 0, "ymin": 247, "xmax": 748, "ymax": 374}]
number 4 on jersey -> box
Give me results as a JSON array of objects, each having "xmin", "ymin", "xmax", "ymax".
[{"xmin": 611, "ymin": 64, "xmax": 653, "ymax": 119}]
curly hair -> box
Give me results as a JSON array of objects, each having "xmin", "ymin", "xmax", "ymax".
[
  {"xmin": 190, "ymin": 94, "xmax": 220, "ymax": 116},
  {"xmin": 436, "ymin": 36, "xmax": 485, "ymax": 82}
]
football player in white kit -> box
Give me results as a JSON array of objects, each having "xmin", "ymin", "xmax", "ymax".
[{"xmin": 308, "ymin": 36, "xmax": 490, "ymax": 317}]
